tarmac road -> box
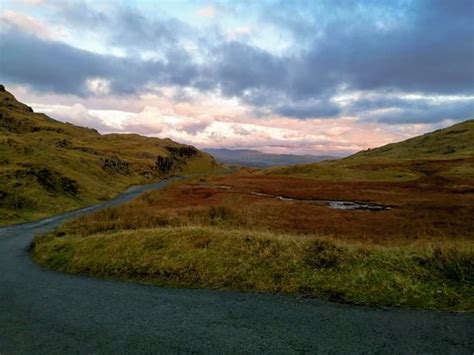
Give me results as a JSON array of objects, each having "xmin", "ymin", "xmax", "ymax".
[{"xmin": 1, "ymin": 178, "xmax": 473, "ymax": 354}]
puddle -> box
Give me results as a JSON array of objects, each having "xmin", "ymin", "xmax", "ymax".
[
  {"xmin": 201, "ymin": 185, "xmax": 390, "ymax": 211},
  {"xmin": 326, "ymin": 200, "xmax": 388, "ymax": 211},
  {"xmin": 251, "ymin": 192, "xmax": 389, "ymax": 211}
]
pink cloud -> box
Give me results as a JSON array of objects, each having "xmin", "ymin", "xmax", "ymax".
[
  {"xmin": 5, "ymin": 84, "xmax": 441, "ymax": 156},
  {"xmin": 1, "ymin": 10, "xmax": 53, "ymax": 39}
]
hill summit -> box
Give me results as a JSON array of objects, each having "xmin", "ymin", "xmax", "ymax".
[
  {"xmin": 0, "ymin": 85, "xmax": 219, "ymax": 225},
  {"xmin": 348, "ymin": 120, "xmax": 474, "ymax": 161},
  {"xmin": 266, "ymin": 120, "xmax": 474, "ymax": 182}
]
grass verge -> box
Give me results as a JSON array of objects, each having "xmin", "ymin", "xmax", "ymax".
[{"xmin": 33, "ymin": 226, "xmax": 473, "ymax": 311}]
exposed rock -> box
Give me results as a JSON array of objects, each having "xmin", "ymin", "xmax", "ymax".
[
  {"xmin": 5, "ymin": 195, "xmax": 35, "ymax": 209},
  {"xmin": 59, "ymin": 176, "xmax": 79, "ymax": 196},
  {"xmin": 155, "ymin": 156, "xmax": 175, "ymax": 174},
  {"xmin": 30, "ymin": 126, "xmax": 65, "ymax": 133},
  {"xmin": 36, "ymin": 168, "xmax": 58, "ymax": 192},
  {"xmin": 0, "ymin": 113, "xmax": 34, "ymax": 133},
  {"xmin": 55, "ymin": 139, "xmax": 72, "ymax": 148},
  {"xmin": 166, "ymin": 146, "xmax": 198, "ymax": 158},
  {"xmin": 101, "ymin": 156, "xmax": 131, "ymax": 175},
  {"xmin": 14, "ymin": 166, "xmax": 80, "ymax": 196},
  {"xmin": 155, "ymin": 146, "xmax": 198, "ymax": 174}
]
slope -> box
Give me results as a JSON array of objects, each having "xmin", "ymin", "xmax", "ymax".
[
  {"xmin": 0, "ymin": 85, "xmax": 219, "ymax": 225},
  {"xmin": 266, "ymin": 120, "xmax": 474, "ymax": 182}
]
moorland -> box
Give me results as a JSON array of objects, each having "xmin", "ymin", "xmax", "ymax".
[
  {"xmin": 2, "ymin": 85, "xmax": 472, "ymax": 311},
  {"xmin": 32, "ymin": 119, "xmax": 474, "ymax": 311}
]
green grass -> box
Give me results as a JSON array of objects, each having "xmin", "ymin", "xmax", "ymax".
[
  {"xmin": 0, "ymin": 87, "xmax": 221, "ymax": 225},
  {"xmin": 265, "ymin": 120, "xmax": 474, "ymax": 182},
  {"xmin": 33, "ymin": 226, "xmax": 474, "ymax": 311},
  {"xmin": 347, "ymin": 120, "xmax": 474, "ymax": 161},
  {"xmin": 264, "ymin": 160, "xmax": 421, "ymax": 182}
]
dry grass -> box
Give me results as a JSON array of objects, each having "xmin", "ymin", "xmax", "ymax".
[
  {"xmin": 0, "ymin": 87, "xmax": 222, "ymax": 225},
  {"xmin": 54, "ymin": 174, "xmax": 474, "ymax": 243},
  {"xmin": 33, "ymin": 173, "xmax": 474, "ymax": 311},
  {"xmin": 33, "ymin": 226, "xmax": 473, "ymax": 311}
]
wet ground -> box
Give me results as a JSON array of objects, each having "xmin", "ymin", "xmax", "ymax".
[
  {"xmin": 252, "ymin": 191, "xmax": 390, "ymax": 211},
  {"xmin": 1, "ymin": 178, "xmax": 472, "ymax": 353}
]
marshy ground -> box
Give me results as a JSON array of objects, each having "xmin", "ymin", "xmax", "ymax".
[{"xmin": 33, "ymin": 173, "xmax": 474, "ymax": 311}]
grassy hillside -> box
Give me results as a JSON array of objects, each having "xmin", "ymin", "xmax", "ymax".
[
  {"xmin": 0, "ymin": 85, "xmax": 220, "ymax": 225},
  {"xmin": 349, "ymin": 120, "xmax": 474, "ymax": 161},
  {"xmin": 26, "ymin": 96, "xmax": 473, "ymax": 310},
  {"xmin": 265, "ymin": 120, "xmax": 474, "ymax": 182}
]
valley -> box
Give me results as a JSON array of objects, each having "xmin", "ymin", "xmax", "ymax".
[
  {"xmin": 31, "ymin": 120, "xmax": 474, "ymax": 311},
  {"xmin": 2, "ymin": 1, "xmax": 473, "ymax": 352},
  {"xmin": 1, "ymin": 86, "xmax": 472, "ymax": 321}
]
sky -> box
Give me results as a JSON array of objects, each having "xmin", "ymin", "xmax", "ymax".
[{"xmin": 0, "ymin": 0, "xmax": 473, "ymax": 155}]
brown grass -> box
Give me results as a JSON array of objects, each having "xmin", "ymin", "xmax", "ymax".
[
  {"xmin": 56, "ymin": 174, "xmax": 474, "ymax": 244},
  {"xmin": 33, "ymin": 172, "xmax": 474, "ymax": 311}
]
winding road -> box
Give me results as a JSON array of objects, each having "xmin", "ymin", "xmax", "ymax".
[{"xmin": 1, "ymin": 178, "xmax": 473, "ymax": 354}]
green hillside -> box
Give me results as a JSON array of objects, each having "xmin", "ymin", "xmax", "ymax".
[
  {"xmin": 266, "ymin": 120, "xmax": 474, "ymax": 182},
  {"xmin": 0, "ymin": 85, "xmax": 220, "ymax": 225},
  {"xmin": 348, "ymin": 120, "xmax": 474, "ymax": 161}
]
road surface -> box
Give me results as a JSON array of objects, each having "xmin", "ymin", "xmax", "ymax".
[{"xmin": 1, "ymin": 178, "xmax": 473, "ymax": 353}]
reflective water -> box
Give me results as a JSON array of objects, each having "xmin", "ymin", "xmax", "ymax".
[
  {"xmin": 201, "ymin": 184, "xmax": 390, "ymax": 211},
  {"xmin": 251, "ymin": 192, "xmax": 389, "ymax": 211}
]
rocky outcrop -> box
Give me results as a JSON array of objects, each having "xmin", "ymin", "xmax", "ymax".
[
  {"xmin": 155, "ymin": 156, "xmax": 175, "ymax": 174},
  {"xmin": 166, "ymin": 146, "xmax": 198, "ymax": 158},
  {"xmin": 155, "ymin": 146, "xmax": 199, "ymax": 174},
  {"xmin": 101, "ymin": 157, "xmax": 131, "ymax": 175}
]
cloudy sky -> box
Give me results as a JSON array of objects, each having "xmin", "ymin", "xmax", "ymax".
[{"xmin": 1, "ymin": 0, "xmax": 473, "ymax": 155}]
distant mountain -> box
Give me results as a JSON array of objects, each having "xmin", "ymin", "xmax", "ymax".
[
  {"xmin": 204, "ymin": 148, "xmax": 337, "ymax": 167},
  {"xmin": 0, "ymin": 85, "xmax": 219, "ymax": 224}
]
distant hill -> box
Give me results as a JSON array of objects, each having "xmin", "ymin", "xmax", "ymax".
[
  {"xmin": 266, "ymin": 120, "xmax": 474, "ymax": 182},
  {"xmin": 0, "ymin": 85, "xmax": 219, "ymax": 224},
  {"xmin": 204, "ymin": 148, "xmax": 337, "ymax": 167}
]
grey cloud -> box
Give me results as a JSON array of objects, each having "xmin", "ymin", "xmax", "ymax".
[
  {"xmin": 0, "ymin": 31, "xmax": 106, "ymax": 94},
  {"xmin": 344, "ymin": 94, "xmax": 474, "ymax": 124},
  {"xmin": 201, "ymin": 0, "xmax": 474, "ymax": 118},
  {"xmin": 0, "ymin": 31, "xmax": 200, "ymax": 96},
  {"xmin": 208, "ymin": 42, "xmax": 287, "ymax": 96},
  {"xmin": 275, "ymin": 99, "xmax": 341, "ymax": 119},
  {"xmin": 233, "ymin": 0, "xmax": 474, "ymax": 97},
  {"xmin": 1, "ymin": 0, "xmax": 473, "ymax": 124},
  {"xmin": 49, "ymin": 0, "xmax": 107, "ymax": 28},
  {"xmin": 348, "ymin": 96, "xmax": 437, "ymax": 113},
  {"xmin": 110, "ymin": 9, "xmax": 187, "ymax": 50},
  {"xmin": 50, "ymin": 0, "xmax": 190, "ymax": 51},
  {"xmin": 364, "ymin": 99, "xmax": 474, "ymax": 124}
]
